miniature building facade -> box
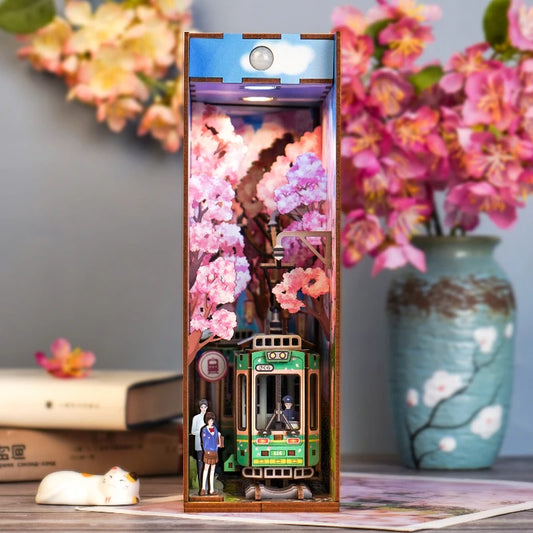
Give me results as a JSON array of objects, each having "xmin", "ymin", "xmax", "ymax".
[{"xmin": 183, "ymin": 32, "xmax": 340, "ymax": 512}]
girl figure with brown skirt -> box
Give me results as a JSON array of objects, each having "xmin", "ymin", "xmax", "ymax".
[{"xmin": 200, "ymin": 412, "xmax": 221, "ymax": 496}]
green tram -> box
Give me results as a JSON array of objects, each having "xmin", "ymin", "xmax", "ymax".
[{"xmin": 234, "ymin": 332, "xmax": 321, "ymax": 481}]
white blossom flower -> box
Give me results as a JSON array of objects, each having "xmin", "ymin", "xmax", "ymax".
[
  {"xmin": 406, "ymin": 388, "xmax": 419, "ymax": 407},
  {"xmin": 470, "ymin": 405, "xmax": 503, "ymax": 439},
  {"xmin": 473, "ymin": 326, "xmax": 498, "ymax": 354},
  {"xmin": 439, "ymin": 437, "xmax": 457, "ymax": 452},
  {"xmin": 504, "ymin": 323, "xmax": 514, "ymax": 338},
  {"xmin": 423, "ymin": 370, "xmax": 463, "ymax": 407}
]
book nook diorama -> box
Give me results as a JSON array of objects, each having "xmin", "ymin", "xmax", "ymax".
[{"xmin": 183, "ymin": 33, "xmax": 340, "ymax": 512}]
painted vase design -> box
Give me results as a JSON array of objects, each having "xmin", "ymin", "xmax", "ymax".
[{"xmin": 387, "ymin": 237, "xmax": 515, "ymax": 469}]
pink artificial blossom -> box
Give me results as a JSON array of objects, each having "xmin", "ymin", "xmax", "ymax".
[
  {"xmin": 463, "ymin": 67, "xmax": 520, "ymax": 132},
  {"xmin": 192, "ymin": 257, "xmax": 237, "ymax": 306},
  {"xmin": 209, "ymin": 309, "xmax": 238, "ymax": 340},
  {"xmin": 371, "ymin": 242, "xmax": 426, "ymax": 276},
  {"xmin": 35, "ymin": 338, "xmax": 95, "ymax": 378},
  {"xmin": 274, "ymin": 152, "xmax": 327, "ymax": 214},
  {"xmin": 509, "ymin": 0, "xmax": 533, "ymax": 51},
  {"xmin": 368, "ymin": 69, "xmax": 414, "ymax": 117},
  {"xmin": 444, "ymin": 182, "xmax": 519, "ymax": 230},
  {"xmin": 388, "ymin": 198, "xmax": 432, "ymax": 245},
  {"xmin": 341, "ymin": 210, "xmax": 385, "ymax": 268},
  {"xmin": 272, "ymin": 267, "xmax": 330, "ymax": 313},
  {"xmin": 379, "ymin": 17, "xmax": 433, "ymax": 70},
  {"xmin": 188, "ymin": 174, "xmax": 234, "ymax": 223},
  {"xmin": 440, "ymin": 43, "xmax": 494, "ymax": 94}
]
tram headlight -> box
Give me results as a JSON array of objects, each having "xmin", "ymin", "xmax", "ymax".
[{"xmin": 266, "ymin": 350, "xmax": 290, "ymax": 361}]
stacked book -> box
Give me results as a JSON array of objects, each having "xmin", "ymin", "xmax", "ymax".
[{"xmin": 0, "ymin": 369, "xmax": 183, "ymax": 481}]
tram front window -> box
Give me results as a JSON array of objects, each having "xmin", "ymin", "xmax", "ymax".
[{"xmin": 255, "ymin": 374, "xmax": 300, "ymax": 432}]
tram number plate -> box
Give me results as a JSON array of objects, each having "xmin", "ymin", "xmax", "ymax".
[
  {"xmin": 271, "ymin": 450, "xmax": 285, "ymax": 456},
  {"xmin": 255, "ymin": 364, "xmax": 274, "ymax": 372}
]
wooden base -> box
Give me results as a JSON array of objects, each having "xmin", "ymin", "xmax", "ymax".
[
  {"xmin": 184, "ymin": 499, "xmax": 339, "ymax": 513},
  {"xmin": 188, "ymin": 494, "xmax": 224, "ymax": 503}
]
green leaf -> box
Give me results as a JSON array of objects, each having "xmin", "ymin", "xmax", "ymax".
[
  {"xmin": 0, "ymin": 0, "xmax": 55, "ymax": 34},
  {"xmin": 483, "ymin": 0, "xmax": 510, "ymax": 48},
  {"xmin": 408, "ymin": 65, "xmax": 444, "ymax": 94},
  {"xmin": 365, "ymin": 18, "xmax": 393, "ymax": 63}
]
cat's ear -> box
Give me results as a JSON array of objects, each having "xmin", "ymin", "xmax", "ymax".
[{"xmin": 127, "ymin": 472, "xmax": 138, "ymax": 482}]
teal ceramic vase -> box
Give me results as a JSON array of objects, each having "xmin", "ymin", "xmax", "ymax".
[{"xmin": 386, "ymin": 236, "xmax": 515, "ymax": 469}]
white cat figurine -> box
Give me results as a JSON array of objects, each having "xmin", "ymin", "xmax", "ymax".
[{"xmin": 35, "ymin": 466, "xmax": 140, "ymax": 505}]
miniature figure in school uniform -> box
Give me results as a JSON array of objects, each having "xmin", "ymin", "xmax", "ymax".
[
  {"xmin": 282, "ymin": 395, "xmax": 299, "ymax": 428},
  {"xmin": 190, "ymin": 399, "xmax": 208, "ymax": 485},
  {"xmin": 200, "ymin": 411, "xmax": 222, "ymax": 496}
]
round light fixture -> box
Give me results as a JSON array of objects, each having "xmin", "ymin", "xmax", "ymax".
[{"xmin": 249, "ymin": 46, "xmax": 274, "ymax": 71}]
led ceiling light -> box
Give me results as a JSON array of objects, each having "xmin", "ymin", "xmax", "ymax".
[
  {"xmin": 242, "ymin": 96, "xmax": 274, "ymax": 102},
  {"xmin": 243, "ymin": 85, "xmax": 278, "ymax": 91},
  {"xmin": 249, "ymin": 46, "xmax": 274, "ymax": 71}
]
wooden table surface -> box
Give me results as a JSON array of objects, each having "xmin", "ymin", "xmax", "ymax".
[{"xmin": 2, "ymin": 456, "xmax": 532, "ymax": 531}]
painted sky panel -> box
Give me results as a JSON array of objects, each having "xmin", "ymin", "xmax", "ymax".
[{"xmin": 189, "ymin": 34, "xmax": 334, "ymax": 83}]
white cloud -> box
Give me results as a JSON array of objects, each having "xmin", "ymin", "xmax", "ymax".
[{"xmin": 241, "ymin": 41, "xmax": 315, "ymax": 76}]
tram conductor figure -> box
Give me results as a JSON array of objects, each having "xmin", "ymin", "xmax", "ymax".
[{"xmin": 282, "ymin": 395, "xmax": 299, "ymax": 428}]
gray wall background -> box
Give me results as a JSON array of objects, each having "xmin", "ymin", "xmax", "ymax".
[{"xmin": 0, "ymin": 0, "xmax": 531, "ymax": 457}]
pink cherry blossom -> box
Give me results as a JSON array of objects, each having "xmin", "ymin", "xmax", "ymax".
[
  {"xmin": 331, "ymin": 5, "xmax": 366, "ymax": 34},
  {"xmin": 370, "ymin": 0, "xmax": 442, "ymax": 23},
  {"xmin": 301, "ymin": 268, "xmax": 330, "ymax": 298},
  {"xmin": 368, "ymin": 69, "xmax": 414, "ymax": 117},
  {"xmin": 463, "ymin": 67, "xmax": 520, "ymax": 131},
  {"xmin": 272, "ymin": 267, "xmax": 329, "ymax": 314},
  {"xmin": 272, "ymin": 275, "xmax": 305, "ymax": 314},
  {"xmin": 379, "ymin": 17, "xmax": 433, "ymax": 70},
  {"xmin": 68, "ymin": 46, "xmax": 149, "ymax": 104},
  {"xmin": 371, "ymin": 242, "xmax": 426, "ymax": 275},
  {"xmin": 190, "ymin": 103, "xmax": 248, "ymax": 187},
  {"xmin": 337, "ymin": 31, "xmax": 374, "ymax": 84},
  {"xmin": 209, "ymin": 309, "xmax": 238, "ymax": 340},
  {"xmin": 341, "ymin": 210, "xmax": 385, "ymax": 268},
  {"xmin": 509, "ymin": 0, "xmax": 533, "ymax": 51},
  {"xmin": 440, "ymin": 43, "xmax": 493, "ymax": 94},
  {"xmin": 64, "ymin": 1, "xmax": 134, "ymax": 54},
  {"xmin": 274, "ymin": 152, "xmax": 327, "ymax": 214},
  {"xmin": 388, "ymin": 106, "xmax": 440, "ymax": 154},
  {"xmin": 445, "ymin": 181, "xmax": 519, "ymax": 230},
  {"xmin": 285, "ymin": 126, "xmax": 323, "ymax": 163},
  {"xmin": 388, "ymin": 198, "xmax": 432, "ymax": 245},
  {"xmin": 188, "ymin": 174, "xmax": 234, "ymax": 223},
  {"xmin": 231, "ymin": 256, "xmax": 252, "ymax": 298},
  {"xmin": 121, "ymin": 8, "xmax": 176, "ymax": 76},
  {"xmin": 97, "ymin": 97, "xmax": 143, "ymax": 132},
  {"xmin": 189, "ymin": 220, "xmax": 221, "ymax": 254},
  {"xmin": 35, "ymin": 338, "xmax": 95, "ymax": 378},
  {"xmin": 192, "ymin": 257, "xmax": 237, "ymax": 306},
  {"xmin": 17, "ymin": 18, "xmax": 73, "ymax": 75},
  {"xmin": 462, "ymin": 131, "xmax": 532, "ymax": 189},
  {"xmin": 257, "ymin": 156, "xmax": 291, "ymax": 215}
]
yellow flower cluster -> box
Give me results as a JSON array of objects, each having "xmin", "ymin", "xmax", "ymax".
[{"xmin": 17, "ymin": 0, "xmax": 192, "ymax": 151}]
